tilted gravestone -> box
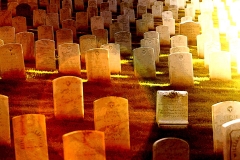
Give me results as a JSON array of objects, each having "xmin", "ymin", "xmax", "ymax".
[
  {"xmin": 62, "ymin": 130, "xmax": 106, "ymax": 160},
  {"xmin": 0, "ymin": 43, "xmax": 26, "ymax": 79},
  {"xmin": 212, "ymin": 101, "xmax": 240, "ymax": 155},
  {"xmin": 0, "ymin": 95, "xmax": 11, "ymax": 146},
  {"xmin": 94, "ymin": 96, "xmax": 130, "ymax": 150},
  {"xmin": 153, "ymin": 137, "xmax": 189, "ymax": 160},
  {"xmin": 156, "ymin": 90, "xmax": 188, "ymax": 128},
  {"xmin": 12, "ymin": 114, "xmax": 49, "ymax": 160},
  {"xmin": 53, "ymin": 76, "xmax": 84, "ymax": 119}
]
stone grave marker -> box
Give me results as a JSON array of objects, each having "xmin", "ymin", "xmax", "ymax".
[
  {"xmin": 123, "ymin": 8, "xmax": 135, "ymax": 23},
  {"xmin": 212, "ymin": 101, "xmax": 240, "ymax": 155},
  {"xmin": 87, "ymin": 6, "xmax": 98, "ymax": 22},
  {"xmin": 92, "ymin": 29, "xmax": 108, "ymax": 48},
  {"xmin": 222, "ymin": 119, "xmax": 240, "ymax": 160},
  {"xmin": 46, "ymin": 4, "xmax": 58, "ymax": 13},
  {"xmin": 109, "ymin": 22, "xmax": 123, "ymax": 42},
  {"xmin": 58, "ymin": 43, "xmax": 81, "ymax": 76},
  {"xmin": 74, "ymin": 0, "xmax": 84, "ymax": 11},
  {"xmin": 168, "ymin": 53, "xmax": 194, "ymax": 87},
  {"xmin": 101, "ymin": 43, "xmax": 121, "ymax": 74},
  {"xmin": 0, "ymin": 26, "xmax": 15, "ymax": 44},
  {"xmin": 133, "ymin": 47, "xmax": 156, "ymax": 78},
  {"xmin": 162, "ymin": 11, "xmax": 173, "ymax": 19},
  {"xmin": 94, "ymin": 96, "xmax": 130, "ymax": 150},
  {"xmin": 90, "ymin": 16, "xmax": 104, "ymax": 33},
  {"xmin": 85, "ymin": 48, "xmax": 111, "ymax": 82},
  {"xmin": 108, "ymin": 0, "xmax": 117, "ymax": 13},
  {"xmin": 0, "ymin": 10, "xmax": 12, "ymax": 27},
  {"xmin": 153, "ymin": 137, "xmax": 189, "ymax": 160},
  {"xmin": 62, "ymin": 130, "xmax": 106, "ymax": 160},
  {"xmin": 179, "ymin": 21, "xmax": 201, "ymax": 46},
  {"xmin": 162, "ymin": 18, "xmax": 175, "ymax": 36},
  {"xmin": 0, "ymin": 43, "xmax": 26, "ymax": 79},
  {"xmin": 35, "ymin": 39, "xmax": 56, "ymax": 71},
  {"xmin": 12, "ymin": 16, "xmax": 27, "ymax": 33},
  {"xmin": 140, "ymin": 38, "xmax": 160, "ymax": 64},
  {"xmin": 114, "ymin": 31, "xmax": 132, "ymax": 56},
  {"xmin": 33, "ymin": 9, "xmax": 46, "ymax": 28},
  {"xmin": 185, "ymin": 5, "xmax": 195, "ymax": 20},
  {"xmin": 204, "ymin": 41, "xmax": 221, "ymax": 68},
  {"xmin": 120, "ymin": 1, "xmax": 130, "ymax": 15},
  {"xmin": 156, "ymin": 90, "xmax": 189, "ymax": 128},
  {"xmin": 168, "ymin": 5, "xmax": 178, "ymax": 20},
  {"xmin": 37, "ymin": 25, "xmax": 54, "ymax": 40},
  {"xmin": 144, "ymin": 31, "xmax": 159, "ymax": 41},
  {"xmin": 60, "ymin": 8, "xmax": 71, "ymax": 25},
  {"xmin": 45, "ymin": 13, "xmax": 60, "ymax": 31},
  {"xmin": 0, "ymin": 95, "xmax": 11, "ymax": 146},
  {"xmin": 15, "ymin": 32, "xmax": 35, "ymax": 61},
  {"xmin": 142, "ymin": 13, "xmax": 154, "ymax": 30},
  {"xmin": 152, "ymin": 3, "xmax": 163, "ymax": 19},
  {"xmin": 16, "ymin": 3, "xmax": 32, "ymax": 26},
  {"xmin": 137, "ymin": 4, "xmax": 147, "ymax": 19},
  {"xmin": 100, "ymin": 2, "xmax": 109, "ymax": 12},
  {"xmin": 100, "ymin": 11, "xmax": 112, "ymax": 28},
  {"xmin": 0, "ymin": 40, "xmax": 4, "ymax": 46},
  {"xmin": 171, "ymin": 35, "xmax": 188, "ymax": 48},
  {"xmin": 62, "ymin": 19, "xmax": 77, "ymax": 39},
  {"xmin": 79, "ymin": 34, "xmax": 97, "ymax": 63},
  {"xmin": 181, "ymin": 16, "xmax": 193, "ymax": 23},
  {"xmin": 209, "ymin": 51, "xmax": 231, "ymax": 81},
  {"xmin": 76, "ymin": 12, "xmax": 88, "ymax": 32},
  {"xmin": 156, "ymin": 25, "xmax": 170, "ymax": 46},
  {"xmin": 7, "ymin": 2, "xmax": 18, "ymax": 17},
  {"xmin": 170, "ymin": 46, "xmax": 190, "ymax": 54},
  {"xmin": 53, "ymin": 76, "xmax": 84, "ymax": 119},
  {"xmin": 136, "ymin": 19, "xmax": 148, "ymax": 37},
  {"xmin": 39, "ymin": 0, "xmax": 49, "ymax": 7},
  {"xmin": 12, "ymin": 114, "xmax": 49, "ymax": 160},
  {"xmin": 28, "ymin": 0, "xmax": 38, "ymax": 10},
  {"xmin": 50, "ymin": 0, "xmax": 61, "ymax": 10},
  {"xmin": 117, "ymin": 14, "xmax": 130, "ymax": 32},
  {"xmin": 56, "ymin": 28, "xmax": 73, "ymax": 48},
  {"xmin": 62, "ymin": 0, "xmax": 72, "ymax": 12},
  {"xmin": 88, "ymin": 0, "xmax": 97, "ymax": 7}
]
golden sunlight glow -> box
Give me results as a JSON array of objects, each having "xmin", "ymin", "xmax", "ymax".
[
  {"xmin": 139, "ymin": 82, "xmax": 170, "ymax": 87},
  {"xmin": 156, "ymin": 71, "xmax": 165, "ymax": 75},
  {"xmin": 111, "ymin": 74, "xmax": 130, "ymax": 78},
  {"xmin": 121, "ymin": 59, "xmax": 133, "ymax": 64},
  {"xmin": 26, "ymin": 69, "xmax": 58, "ymax": 74}
]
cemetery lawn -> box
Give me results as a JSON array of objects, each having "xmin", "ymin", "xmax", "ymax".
[{"xmin": 0, "ymin": 44, "xmax": 239, "ymax": 160}]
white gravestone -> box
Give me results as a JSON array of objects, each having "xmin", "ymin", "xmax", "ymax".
[
  {"xmin": 140, "ymin": 38, "xmax": 160, "ymax": 64},
  {"xmin": 162, "ymin": 18, "xmax": 175, "ymax": 36},
  {"xmin": 156, "ymin": 25, "xmax": 170, "ymax": 46},
  {"xmin": 171, "ymin": 35, "xmax": 188, "ymax": 48}
]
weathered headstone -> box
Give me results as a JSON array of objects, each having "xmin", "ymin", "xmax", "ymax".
[
  {"xmin": 117, "ymin": 14, "xmax": 130, "ymax": 32},
  {"xmin": 171, "ymin": 35, "xmax": 188, "ymax": 48},
  {"xmin": 35, "ymin": 39, "xmax": 56, "ymax": 70},
  {"xmin": 212, "ymin": 101, "xmax": 240, "ymax": 155},
  {"xmin": 0, "ymin": 95, "xmax": 11, "ymax": 146},
  {"xmin": 152, "ymin": 3, "xmax": 163, "ymax": 18},
  {"xmin": 74, "ymin": 0, "xmax": 84, "ymax": 11},
  {"xmin": 140, "ymin": 38, "xmax": 160, "ymax": 64},
  {"xmin": 170, "ymin": 46, "xmax": 190, "ymax": 54},
  {"xmin": 100, "ymin": 2, "xmax": 109, "ymax": 12},
  {"xmin": 45, "ymin": 13, "xmax": 60, "ymax": 31},
  {"xmin": 92, "ymin": 29, "xmax": 108, "ymax": 48},
  {"xmin": 156, "ymin": 25, "xmax": 170, "ymax": 46},
  {"xmin": 37, "ymin": 25, "xmax": 54, "ymax": 40},
  {"xmin": 58, "ymin": 43, "xmax": 81, "ymax": 76},
  {"xmin": 46, "ymin": 4, "xmax": 58, "ymax": 13},
  {"xmin": 53, "ymin": 76, "xmax": 84, "ymax": 119},
  {"xmin": 162, "ymin": 18, "xmax": 175, "ymax": 36},
  {"xmin": 133, "ymin": 47, "xmax": 156, "ymax": 78},
  {"xmin": 137, "ymin": 4, "xmax": 147, "ymax": 18},
  {"xmin": 39, "ymin": 0, "xmax": 49, "ymax": 7},
  {"xmin": 142, "ymin": 13, "xmax": 154, "ymax": 30},
  {"xmin": 94, "ymin": 96, "xmax": 130, "ymax": 150},
  {"xmin": 123, "ymin": 8, "xmax": 135, "ymax": 24},
  {"xmin": 88, "ymin": 0, "xmax": 97, "ymax": 7},
  {"xmin": 153, "ymin": 137, "xmax": 189, "ymax": 160},
  {"xmin": 109, "ymin": 22, "xmax": 123, "ymax": 42},
  {"xmin": 0, "ymin": 10, "xmax": 12, "ymax": 27},
  {"xmin": 90, "ymin": 16, "xmax": 104, "ymax": 33},
  {"xmin": 79, "ymin": 34, "xmax": 97, "ymax": 62},
  {"xmin": 12, "ymin": 16, "xmax": 27, "ymax": 33},
  {"xmin": 114, "ymin": 31, "xmax": 132, "ymax": 56},
  {"xmin": 85, "ymin": 48, "xmax": 111, "ymax": 82},
  {"xmin": 168, "ymin": 5, "xmax": 178, "ymax": 20},
  {"xmin": 0, "ymin": 26, "xmax": 15, "ymax": 44},
  {"xmin": 33, "ymin": 9, "xmax": 46, "ymax": 28},
  {"xmin": 100, "ymin": 11, "xmax": 112, "ymax": 28},
  {"xmin": 108, "ymin": 0, "xmax": 117, "ymax": 13},
  {"xmin": 87, "ymin": 6, "xmax": 98, "ymax": 22},
  {"xmin": 12, "ymin": 114, "xmax": 49, "ymax": 160},
  {"xmin": 162, "ymin": 10, "xmax": 173, "ymax": 19},
  {"xmin": 60, "ymin": 8, "xmax": 71, "ymax": 25},
  {"xmin": 0, "ymin": 43, "xmax": 26, "ymax": 79},
  {"xmin": 62, "ymin": 130, "xmax": 106, "ymax": 160},
  {"xmin": 56, "ymin": 28, "xmax": 73, "ymax": 48},
  {"xmin": 7, "ymin": 2, "xmax": 18, "ymax": 17},
  {"xmin": 136, "ymin": 19, "xmax": 148, "ymax": 37},
  {"xmin": 76, "ymin": 12, "xmax": 88, "ymax": 32},
  {"xmin": 62, "ymin": 19, "xmax": 77, "ymax": 39},
  {"xmin": 168, "ymin": 53, "xmax": 194, "ymax": 87},
  {"xmin": 62, "ymin": 0, "xmax": 72, "ymax": 11}
]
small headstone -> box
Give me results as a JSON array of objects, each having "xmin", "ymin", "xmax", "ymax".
[
  {"xmin": 168, "ymin": 5, "xmax": 178, "ymax": 20},
  {"xmin": 88, "ymin": 0, "xmax": 97, "ymax": 7},
  {"xmin": 0, "ymin": 10, "xmax": 12, "ymax": 27},
  {"xmin": 87, "ymin": 7, "xmax": 98, "ymax": 22},
  {"xmin": 90, "ymin": 16, "xmax": 104, "ymax": 33},
  {"xmin": 37, "ymin": 25, "xmax": 54, "ymax": 40},
  {"xmin": 181, "ymin": 16, "xmax": 193, "ymax": 23},
  {"xmin": 156, "ymin": 90, "xmax": 189, "ymax": 128},
  {"xmin": 0, "ymin": 43, "xmax": 26, "ymax": 79},
  {"xmin": 140, "ymin": 38, "xmax": 160, "ymax": 64},
  {"xmin": 142, "ymin": 13, "xmax": 154, "ymax": 30},
  {"xmin": 152, "ymin": 3, "xmax": 163, "ymax": 18},
  {"xmin": 46, "ymin": 4, "xmax": 58, "ymax": 13},
  {"xmin": 56, "ymin": 28, "xmax": 73, "ymax": 48},
  {"xmin": 117, "ymin": 14, "xmax": 130, "ymax": 32},
  {"xmin": 123, "ymin": 8, "xmax": 135, "ymax": 23},
  {"xmin": 33, "ymin": 9, "xmax": 46, "ymax": 28},
  {"xmin": 53, "ymin": 76, "xmax": 84, "ymax": 119},
  {"xmin": 156, "ymin": 25, "xmax": 170, "ymax": 46},
  {"xmin": 62, "ymin": 130, "xmax": 106, "ymax": 160},
  {"xmin": 58, "ymin": 43, "xmax": 81, "ymax": 76},
  {"xmin": 15, "ymin": 32, "xmax": 35, "ymax": 61},
  {"xmin": 162, "ymin": 18, "xmax": 175, "ymax": 36},
  {"xmin": 133, "ymin": 47, "xmax": 156, "ymax": 78},
  {"xmin": 108, "ymin": 0, "xmax": 117, "ymax": 13},
  {"xmin": 137, "ymin": 4, "xmax": 147, "ymax": 19},
  {"xmin": 114, "ymin": 31, "xmax": 132, "ymax": 56},
  {"xmin": 212, "ymin": 101, "xmax": 240, "ymax": 155},
  {"xmin": 7, "ymin": 2, "xmax": 18, "ymax": 17},
  {"xmin": 0, "ymin": 95, "xmax": 11, "ymax": 146},
  {"xmin": 153, "ymin": 137, "xmax": 189, "ymax": 160},
  {"xmin": 0, "ymin": 26, "xmax": 15, "ymax": 44},
  {"xmin": 101, "ymin": 43, "xmax": 121, "ymax": 74},
  {"xmin": 45, "ymin": 13, "xmax": 60, "ymax": 31},
  {"xmin": 161, "ymin": 11, "xmax": 173, "ymax": 19},
  {"xmin": 62, "ymin": 19, "xmax": 77, "ymax": 39},
  {"xmin": 62, "ymin": 0, "xmax": 72, "ymax": 11},
  {"xmin": 170, "ymin": 46, "xmax": 190, "ymax": 54},
  {"xmin": 136, "ymin": 19, "xmax": 148, "ymax": 37},
  {"xmin": 100, "ymin": 2, "xmax": 109, "ymax": 12},
  {"xmin": 94, "ymin": 96, "xmax": 130, "ymax": 150},
  {"xmin": 35, "ymin": 39, "xmax": 56, "ymax": 70},
  {"xmin": 12, "ymin": 16, "xmax": 27, "ymax": 33},
  {"xmin": 120, "ymin": 1, "xmax": 130, "ymax": 15},
  {"xmin": 171, "ymin": 35, "xmax": 188, "ymax": 48},
  {"xmin": 79, "ymin": 34, "xmax": 97, "ymax": 63},
  {"xmin": 100, "ymin": 11, "xmax": 112, "ymax": 28},
  {"xmin": 60, "ymin": 8, "xmax": 71, "ymax": 25},
  {"xmin": 109, "ymin": 22, "xmax": 123, "ymax": 42},
  {"xmin": 12, "ymin": 114, "xmax": 49, "ymax": 160},
  {"xmin": 50, "ymin": 0, "xmax": 61, "ymax": 10},
  {"xmin": 168, "ymin": 53, "xmax": 194, "ymax": 87},
  {"xmin": 92, "ymin": 29, "xmax": 108, "ymax": 48},
  {"xmin": 85, "ymin": 48, "xmax": 111, "ymax": 82},
  {"xmin": 76, "ymin": 12, "xmax": 88, "ymax": 32}
]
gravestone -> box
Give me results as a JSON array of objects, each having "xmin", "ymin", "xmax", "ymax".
[
  {"xmin": 171, "ymin": 35, "xmax": 188, "ymax": 48},
  {"xmin": 114, "ymin": 31, "xmax": 132, "ymax": 56},
  {"xmin": 33, "ymin": 9, "xmax": 46, "ymax": 28},
  {"xmin": 117, "ymin": 14, "xmax": 130, "ymax": 32},
  {"xmin": 62, "ymin": 0, "xmax": 72, "ymax": 11},
  {"xmin": 161, "ymin": 10, "xmax": 173, "ymax": 19},
  {"xmin": 179, "ymin": 21, "xmax": 201, "ymax": 46},
  {"xmin": 123, "ymin": 8, "xmax": 135, "ymax": 23},
  {"xmin": 156, "ymin": 90, "xmax": 188, "ymax": 128},
  {"xmin": 7, "ymin": 2, "xmax": 18, "ymax": 17},
  {"xmin": 74, "ymin": 0, "xmax": 84, "ymax": 11},
  {"xmin": 203, "ymin": 41, "xmax": 221, "ymax": 68},
  {"xmin": 58, "ymin": 43, "xmax": 81, "ymax": 76},
  {"xmin": 0, "ymin": 10, "xmax": 12, "ymax": 27},
  {"xmin": 162, "ymin": 18, "xmax": 175, "ymax": 35},
  {"xmin": 87, "ymin": 7, "xmax": 98, "ymax": 22},
  {"xmin": 133, "ymin": 47, "xmax": 156, "ymax": 78},
  {"xmin": 108, "ymin": 0, "xmax": 117, "ymax": 13},
  {"xmin": 35, "ymin": 39, "xmax": 56, "ymax": 71},
  {"xmin": 85, "ymin": 48, "xmax": 111, "ymax": 82},
  {"xmin": 76, "ymin": 12, "xmax": 88, "ymax": 32},
  {"xmin": 16, "ymin": 3, "xmax": 32, "ymax": 26},
  {"xmin": 38, "ymin": 25, "xmax": 54, "ymax": 40},
  {"xmin": 136, "ymin": 19, "xmax": 148, "ymax": 37},
  {"xmin": 153, "ymin": 137, "xmax": 189, "ymax": 160},
  {"xmin": 12, "ymin": 16, "xmax": 27, "ymax": 33},
  {"xmin": 109, "ymin": 22, "xmax": 123, "ymax": 42},
  {"xmin": 222, "ymin": 119, "xmax": 240, "ymax": 160},
  {"xmin": 212, "ymin": 101, "xmax": 240, "ymax": 155},
  {"xmin": 92, "ymin": 29, "xmax": 108, "ymax": 48},
  {"xmin": 152, "ymin": 3, "xmax": 163, "ymax": 18},
  {"xmin": 140, "ymin": 38, "xmax": 160, "ymax": 64},
  {"xmin": 46, "ymin": 4, "xmax": 58, "ymax": 13},
  {"xmin": 53, "ymin": 76, "xmax": 84, "ymax": 119},
  {"xmin": 0, "ymin": 26, "xmax": 15, "ymax": 44},
  {"xmin": 90, "ymin": 16, "xmax": 104, "ymax": 33},
  {"xmin": 156, "ymin": 25, "xmax": 170, "ymax": 46},
  {"xmin": 88, "ymin": 0, "xmax": 97, "ymax": 7},
  {"xmin": 50, "ymin": 0, "xmax": 61, "ymax": 10},
  {"xmin": 143, "ymin": 31, "xmax": 159, "ymax": 42},
  {"xmin": 12, "ymin": 114, "xmax": 49, "ymax": 160},
  {"xmin": 60, "ymin": 8, "xmax": 71, "ymax": 25},
  {"xmin": 168, "ymin": 5, "xmax": 178, "ymax": 20},
  {"xmin": 142, "ymin": 13, "xmax": 154, "ymax": 30},
  {"xmin": 39, "ymin": 0, "xmax": 49, "ymax": 7},
  {"xmin": 45, "ymin": 13, "xmax": 60, "ymax": 31},
  {"xmin": 101, "ymin": 43, "xmax": 121, "ymax": 74},
  {"xmin": 185, "ymin": 5, "xmax": 195, "ymax": 20},
  {"xmin": 100, "ymin": 2, "xmax": 109, "ymax": 12},
  {"xmin": 79, "ymin": 34, "xmax": 97, "ymax": 63},
  {"xmin": 62, "ymin": 19, "xmax": 77, "ymax": 39},
  {"xmin": 120, "ymin": 1, "xmax": 130, "ymax": 15},
  {"xmin": 62, "ymin": 130, "xmax": 106, "ymax": 160},
  {"xmin": 100, "ymin": 10, "xmax": 112, "ymax": 28},
  {"xmin": 0, "ymin": 43, "xmax": 26, "ymax": 79},
  {"xmin": 168, "ymin": 53, "xmax": 194, "ymax": 87},
  {"xmin": 181, "ymin": 16, "xmax": 193, "ymax": 23},
  {"xmin": 15, "ymin": 32, "xmax": 35, "ymax": 61},
  {"xmin": 56, "ymin": 28, "xmax": 73, "ymax": 48},
  {"xmin": 0, "ymin": 95, "xmax": 11, "ymax": 146},
  {"xmin": 170, "ymin": 46, "xmax": 190, "ymax": 54},
  {"xmin": 137, "ymin": 4, "xmax": 147, "ymax": 18},
  {"xmin": 94, "ymin": 96, "xmax": 130, "ymax": 150}
]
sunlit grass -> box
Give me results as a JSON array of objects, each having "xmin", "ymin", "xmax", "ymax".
[
  {"xmin": 156, "ymin": 71, "xmax": 165, "ymax": 75},
  {"xmin": 121, "ymin": 59, "xmax": 133, "ymax": 64},
  {"xmin": 111, "ymin": 74, "xmax": 130, "ymax": 78},
  {"xmin": 139, "ymin": 81, "xmax": 170, "ymax": 87},
  {"xmin": 26, "ymin": 69, "xmax": 58, "ymax": 74}
]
